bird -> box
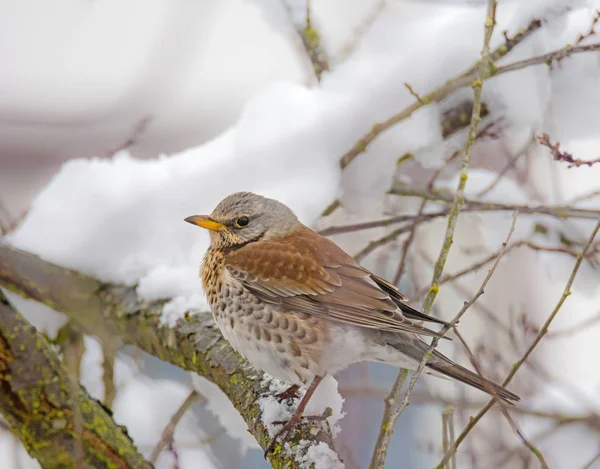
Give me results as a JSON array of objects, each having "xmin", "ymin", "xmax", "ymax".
[{"xmin": 185, "ymin": 191, "xmax": 519, "ymax": 454}]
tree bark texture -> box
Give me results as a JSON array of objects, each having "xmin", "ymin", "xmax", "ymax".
[{"xmin": 0, "ymin": 290, "xmax": 152, "ymax": 469}]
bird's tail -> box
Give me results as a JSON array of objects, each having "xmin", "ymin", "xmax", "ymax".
[
  {"xmin": 389, "ymin": 340, "xmax": 520, "ymax": 405},
  {"xmin": 426, "ymin": 351, "xmax": 520, "ymax": 405}
]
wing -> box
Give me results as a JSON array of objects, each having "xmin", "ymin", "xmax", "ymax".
[
  {"xmin": 369, "ymin": 274, "xmax": 450, "ymax": 326},
  {"xmin": 224, "ymin": 225, "xmax": 448, "ymax": 339}
]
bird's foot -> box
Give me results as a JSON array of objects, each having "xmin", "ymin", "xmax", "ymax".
[
  {"xmin": 264, "ymin": 408, "xmax": 332, "ymax": 458},
  {"xmin": 274, "ymin": 384, "xmax": 300, "ymax": 403}
]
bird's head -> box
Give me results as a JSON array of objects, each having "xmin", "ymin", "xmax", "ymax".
[{"xmin": 185, "ymin": 192, "xmax": 299, "ymax": 249}]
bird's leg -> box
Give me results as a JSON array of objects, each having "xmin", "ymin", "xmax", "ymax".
[
  {"xmin": 274, "ymin": 384, "xmax": 300, "ymax": 403},
  {"xmin": 264, "ymin": 375, "xmax": 324, "ymax": 457}
]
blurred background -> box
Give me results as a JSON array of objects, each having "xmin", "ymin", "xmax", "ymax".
[{"xmin": 2, "ymin": 0, "xmax": 600, "ymax": 468}]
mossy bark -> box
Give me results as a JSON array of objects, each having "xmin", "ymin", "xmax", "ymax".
[
  {"xmin": 0, "ymin": 290, "xmax": 152, "ymax": 469},
  {"xmin": 0, "ymin": 244, "xmax": 341, "ymax": 468}
]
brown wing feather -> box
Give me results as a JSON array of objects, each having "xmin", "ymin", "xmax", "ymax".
[{"xmin": 225, "ymin": 225, "xmax": 447, "ymax": 339}]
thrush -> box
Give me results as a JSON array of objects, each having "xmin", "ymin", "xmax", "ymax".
[{"xmin": 185, "ymin": 192, "xmax": 519, "ymax": 454}]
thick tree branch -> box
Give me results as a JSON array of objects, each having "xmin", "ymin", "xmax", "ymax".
[
  {"xmin": 0, "ymin": 243, "xmax": 341, "ymax": 468},
  {"xmin": 0, "ymin": 290, "xmax": 152, "ymax": 469}
]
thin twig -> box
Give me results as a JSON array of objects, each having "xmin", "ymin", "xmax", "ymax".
[
  {"xmin": 102, "ymin": 345, "xmax": 117, "ymax": 409},
  {"xmin": 538, "ymin": 132, "xmax": 600, "ymax": 168},
  {"xmin": 477, "ymin": 132, "xmax": 536, "ymax": 197},
  {"xmin": 339, "ymin": 35, "xmax": 600, "ymax": 169},
  {"xmin": 575, "ymin": 9, "xmax": 600, "ymax": 45},
  {"xmin": 546, "ymin": 310, "xmax": 600, "ymax": 338},
  {"xmin": 442, "ymin": 407, "xmax": 457, "ymax": 469},
  {"xmin": 107, "ymin": 116, "xmax": 152, "ymax": 157},
  {"xmin": 569, "ymin": 189, "xmax": 600, "ymax": 205},
  {"xmin": 367, "ymin": 369, "xmax": 409, "ymax": 469},
  {"xmin": 150, "ymin": 390, "xmax": 202, "ymax": 464},
  {"xmin": 389, "ymin": 183, "xmax": 600, "ymax": 219},
  {"xmin": 321, "ymin": 193, "xmax": 600, "ymax": 238},
  {"xmin": 334, "ymin": 0, "xmax": 386, "ymax": 62},
  {"xmin": 299, "ymin": 0, "xmax": 330, "ymax": 81},
  {"xmin": 392, "ymin": 199, "xmax": 427, "ymax": 285},
  {"xmin": 375, "ymin": 209, "xmax": 516, "ymax": 469},
  {"xmin": 354, "ymin": 224, "xmax": 414, "ymax": 262},
  {"xmin": 581, "ymin": 449, "xmax": 600, "ymax": 469},
  {"xmin": 59, "ymin": 323, "xmax": 86, "ymax": 469},
  {"xmin": 454, "ymin": 330, "xmax": 549, "ymax": 469},
  {"xmin": 437, "ymin": 217, "xmax": 600, "ymax": 468},
  {"xmin": 339, "ymin": 18, "xmax": 542, "ymax": 169},
  {"xmin": 392, "ymin": 152, "xmax": 459, "ymax": 285},
  {"xmin": 369, "ymin": 8, "xmax": 500, "ymax": 465},
  {"xmin": 415, "ymin": 239, "xmax": 599, "ymax": 298},
  {"xmin": 421, "ymin": 0, "xmax": 497, "ymax": 316}
]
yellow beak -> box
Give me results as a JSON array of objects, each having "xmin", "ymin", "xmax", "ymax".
[{"xmin": 184, "ymin": 215, "xmax": 227, "ymax": 231}]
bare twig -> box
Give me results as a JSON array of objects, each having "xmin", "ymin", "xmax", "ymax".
[
  {"xmin": 150, "ymin": 390, "xmax": 203, "ymax": 464},
  {"xmin": 102, "ymin": 345, "xmax": 118, "ymax": 409},
  {"xmin": 392, "ymin": 199, "xmax": 426, "ymax": 285},
  {"xmin": 322, "ymin": 189, "xmax": 600, "ymax": 238},
  {"xmin": 442, "ymin": 407, "xmax": 457, "ymax": 469},
  {"xmin": 335, "ymin": 0, "xmax": 386, "ymax": 62},
  {"xmin": 538, "ymin": 132, "xmax": 600, "ymax": 168},
  {"xmin": 367, "ymin": 369, "xmax": 409, "ymax": 469},
  {"xmin": 392, "ymin": 151, "xmax": 460, "ymax": 285},
  {"xmin": 415, "ymin": 238, "xmax": 599, "ymax": 298},
  {"xmin": 569, "ymin": 189, "xmax": 600, "ymax": 205},
  {"xmin": 404, "ymin": 82, "xmax": 425, "ymax": 104},
  {"xmin": 320, "ymin": 199, "xmax": 341, "ymax": 217},
  {"xmin": 354, "ymin": 224, "xmax": 414, "ymax": 262},
  {"xmin": 421, "ymin": 0, "xmax": 497, "ymax": 315},
  {"xmin": 574, "ymin": 9, "xmax": 599, "ymax": 45},
  {"xmin": 389, "ymin": 183, "xmax": 600, "ymax": 219},
  {"xmin": 437, "ymin": 217, "xmax": 600, "ymax": 468},
  {"xmin": 368, "ymin": 7, "xmax": 500, "ymax": 465},
  {"xmin": 581, "ymin": 449, "xmax": 600, "ymax": 469},
  {"xmin": 57, "ymin": 322, "xmax": 87, "ymax": 468},
  {"xmin": 546, "ymin": 309, "xmax": 600, "ymax": 338},
  {"xmin": 298, "ymin": 0, "xmax": 330, "ymax": 81},
  {"xmin": 375, "ymin": 209, "xmax": 517, "ymax": 469},
  {"xmin": 478, "ymin": 132, "xmax": 536, "ymax": 197},
  {"xmin": 340, "ymin": 34, "xmax": 600, "ymax": 169},
  {"xmin": 340, "ymin": 17, "xmax": 543, "ymax": 170},
  {"xmin": 454, "ymin": 329, "xmax": 549, "ymax": 469},
  {"xmin": 107, "ymin": 116, "xmax": 152, "ymax": 157}
]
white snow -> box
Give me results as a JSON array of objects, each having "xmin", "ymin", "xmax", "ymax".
[
  {"xmin": 287, "ymin": 441, "xmax": 345, "ymax": 469},
  {"xmin": 259, "ymin": 374, "xmax": 344, "ymax": 439},
  {"xmin": 112, "ymin": 377, "xmax": 217, "ymax": 469},
  {"xmin": 7, "ymin": 81, "xmax": 344, "ymax": 324}
]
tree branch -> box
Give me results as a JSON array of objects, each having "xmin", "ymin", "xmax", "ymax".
[
  {"xmin": 0, "ymin": 290, "xmax": 152, "ymax": 469},
  {"xmin": 0, "ymin": 243, "xmax": 341, "ymax": 468}
]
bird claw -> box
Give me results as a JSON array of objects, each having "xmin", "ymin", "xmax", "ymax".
[
  {"xmin": 263, "ymin": 408, "xmax": 333, "ymax": 458},
  {"xmin": 273, "ymin": 384, "xmax": 300, "ymax": 403}
]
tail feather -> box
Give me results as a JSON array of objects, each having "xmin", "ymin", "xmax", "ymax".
[
  {"xmin": 388, "ymin": 340, "xmax": 520, "ymax": 405},
  {"xmin": 427, "ymin": 351, "xmax": 520, "ymax": 404}
]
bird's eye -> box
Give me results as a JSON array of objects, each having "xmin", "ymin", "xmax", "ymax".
[{"xmin": 235, "ymin": 216, "xmax": 250, "ymax": 227}]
